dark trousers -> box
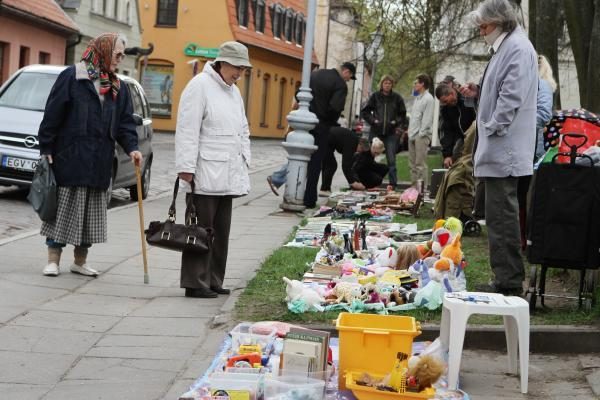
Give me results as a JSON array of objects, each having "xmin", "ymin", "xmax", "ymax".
[
  {"xmin": 473, "ymin": 178, "xmax": 486, "ymax": 219},
  {"xmin": 484, "ymin": 177, "xmax": 524, "ymax": 290},
  {"xmin": 304, "ymin": 123, "xmax": 332, "ymax": 207},
  {"xmin": 359, "ymin": 163, "xmax": 388, "ymax": 188},
  {"xmin": 181, "ymin": 194, "xmax": 232, "ymax": 290},
  {"xmin": 321, "ymin": 149, "xmax": 337, "ymax": 191},
  {"xmin": 517, "ymin": 175, "xmax": 532, "ymax": 250},
  {"xmin": 383, "ymin": 134, "xmax": 400, "ymax": 187}
]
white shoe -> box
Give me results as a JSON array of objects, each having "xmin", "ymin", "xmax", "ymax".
[
  {"xmin": 43, "ymin": 262, "xmax": 60, "ymax": 276},
  {"xmin": 70, "ymin": 263, "xmax": 99, "ymax": 277},
  {"xmin": 318, "ymin": 190, "xmax": 331, "ymax": 197}
]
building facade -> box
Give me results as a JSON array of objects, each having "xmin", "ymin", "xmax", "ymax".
[
  {"xmin": 139, "ymin": 0, "xmax": 312, "ymax": 137},
  {"xmin": 60, "ymin": 0, "xmax": 143, "ymax": 77},
  {"xmin": 0, "ymin": 0, "xmax": 78, "ymax": 85}
]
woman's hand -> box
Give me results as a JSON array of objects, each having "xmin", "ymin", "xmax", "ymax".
[
  {"xmin": 178, "ymin": 172, "xmax": 194, "ymax": 182},
  {"xmin": 129, "ymin": 151, "xmax": 143, "ymax": 167}
]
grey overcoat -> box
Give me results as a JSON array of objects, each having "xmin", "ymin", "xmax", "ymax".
[{"xmin": 474, "ymin": 26, "xmax": 538, "ymax": 178}]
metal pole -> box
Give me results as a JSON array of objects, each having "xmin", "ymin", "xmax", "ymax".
[{"xmin": 280, "ymin": 0, "xmax": 319, "ymax": 212}]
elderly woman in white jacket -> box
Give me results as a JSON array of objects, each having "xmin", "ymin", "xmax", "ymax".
[{"xmin": 175, "ymin": 41, "xmax": 252, "ymax": 298}]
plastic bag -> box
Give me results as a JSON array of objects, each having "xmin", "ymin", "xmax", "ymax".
[{"xmin": 27, "ymin": 157, "xmax": 57, "ymax": 222}]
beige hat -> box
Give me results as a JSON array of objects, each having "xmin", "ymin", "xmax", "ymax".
[{"xmin": 215, "ymin": 41, "xmax": 252, "ymax": 68}]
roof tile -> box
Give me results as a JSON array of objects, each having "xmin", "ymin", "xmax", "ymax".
[{"xmin": 3, "ymin": 0, "xmax": 79, "ymax": 33}]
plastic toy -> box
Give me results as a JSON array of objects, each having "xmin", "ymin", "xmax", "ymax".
[
  {"xmin": 226, "ymin": 352, "xmax": 262, "ymax": 368},
  {"xmin": 406, "ymin": 354, "xmax": 444, "ymax": 392},
  {"xmin": 282, "ymin": 277, "xmax": 325, "ymax": 311}
]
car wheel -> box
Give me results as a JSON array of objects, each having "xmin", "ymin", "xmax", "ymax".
[{"xmin": 130, "ymin": 159, "xmax": 152, "ymax": 201}]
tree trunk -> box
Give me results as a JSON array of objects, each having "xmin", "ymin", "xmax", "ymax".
[
  {"xmin": 585, "ymin": 0, "xmax": 600, "ymax": 112},
  {"xmin": 563, "ymin": 0, "xmax": 595, "ymax": 108},
  {"xmin": 529, "ymin": 0, "xmax": 536, "ymax": 47},
  {"xmin": 535, "ymin": 0, "xmax": 562, "ymax": 108}
]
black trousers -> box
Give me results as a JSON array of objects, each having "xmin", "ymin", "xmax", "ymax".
[
  {"xmin": 181, "ymin": 194, "xmax": 232, "ymax": 290},
  {"xmin": 359, "ymin": 162, "xmax": 388, "ymax": 188},
  {"xmin": 304, "ymin": 122, "xmax": 332, "ymax": 207}
]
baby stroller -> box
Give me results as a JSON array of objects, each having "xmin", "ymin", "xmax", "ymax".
[
  {"xmin": 526, "ymin": 130, "xmax": 600, "ymax": 312},
  {"xmin": 433, "ymin": 121, "xmax": 482, "ymax": 236}
]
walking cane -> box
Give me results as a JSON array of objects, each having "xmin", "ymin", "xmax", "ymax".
[{"xmin": 135, "ymin": 164, "xmax": 150, "ymax": 284}]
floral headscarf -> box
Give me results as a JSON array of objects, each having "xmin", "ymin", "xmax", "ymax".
[{"xmin": 80, "ymin": 33, "xmax": 121, "ymax": 100}]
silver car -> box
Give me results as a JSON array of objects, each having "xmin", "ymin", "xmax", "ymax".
[{"xmin": 0, "ymin": 65, "xmax": 153, "ymax": 202}]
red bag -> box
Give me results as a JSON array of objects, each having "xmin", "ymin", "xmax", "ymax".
[{"xmin": 557, "ymin": 118, "xmax": 600, "ymax": 163}]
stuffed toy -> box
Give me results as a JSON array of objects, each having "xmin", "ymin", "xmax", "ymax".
[
  {"xmin": 406, "ymin": 355, "xmax": 445, "ymax": 392},
  {"xmin": 433, "ymin": 219, "xmax": 446, "ymax": 231},
  {"xmin": 377, "ymin": 247, "xmax": 398, "ymax": 268},
  {"xmin": 387, "ymin": 285, "xmax": 413, "ymax": 306},
  {"xmin": 443, "ymin": 217, "xmax": 463, "ymax": 237},
  {"xmin": 407, "ymin": 259, "xmax": 431, "ymax": 288},
  {"xmin": 361, "ymin": 282, "xmax": 382, "ymax": 304},
  {"xmin": 434, "ymin": 234, "xmax": 463, "ymax": 271},
  {"xmin": 330, "ymin": 281, "xmax": 362, "ymax": 304},
  {"xmin": 395, "ymin": 243, "xmax": 421, "ymax": 270},
  {"xmin": 416, "ymin": 241, "xmax": 434, "ymax": 258},
  {"xmin": 431, "ymin": 228, "xmax": 452, "ymax": 255},
  {"xmin": 282, "ymin": 277, "xmax": 325, "ymax": 310}
]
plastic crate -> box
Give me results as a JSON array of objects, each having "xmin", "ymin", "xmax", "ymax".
[
  {"xmin": 345, "ymin": 370, "xmax": 435, "ymax": 400},
  {"xmin": 336, "ymin": 313, "xmax": 422, "ymax": 390},
  {"xmin": 230, "ymin": 322, "xmax": 277, "ymax": 353},
  {"xmin": 264, "ymin": 374, "xmax": 326, "ymax": 400}
]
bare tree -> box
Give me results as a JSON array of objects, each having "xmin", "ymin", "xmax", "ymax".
[
  {"xmin": 563, "ymin": 0, "xmax": 600, "ymax": 112},
  {"xmin": 535, "ymin": 0, "xmax": 563, "ymax": 108},
  {"xmin": 348, "ymin": 0, "xmax": 479, "ymax": 88}
]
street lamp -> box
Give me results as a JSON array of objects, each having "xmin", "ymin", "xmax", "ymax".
[
  {"xmin": 280, "ymin": 0, "xmax": 318, "ymax": 212},
  {"xmin": 366, "ymin": 29, "xmax": 384, "ymax": 93}
]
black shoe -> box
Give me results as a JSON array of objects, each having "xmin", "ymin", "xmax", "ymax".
[
  {"xmin": 475, "ymin": 283, "xmax": 523, "ymax": 297},
  {"xmin": 210, "ymin": 286, "xmax": 231, "ymax": 295},
  {"xmin": 185, "ymin": 288, "xmax": 218, "ymax": 298}
]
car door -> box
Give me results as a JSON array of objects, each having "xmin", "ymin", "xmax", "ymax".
[{"xmin": 114, "ymin": 81, "xmax": 145, "ymax": 187}]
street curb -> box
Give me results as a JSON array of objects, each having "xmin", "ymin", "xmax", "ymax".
[{"xmin": 300, "ymin": 323, "xmax": 600, "ymax": 354}]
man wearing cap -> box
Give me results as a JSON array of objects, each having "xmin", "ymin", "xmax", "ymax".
[
  {"xmin": 303, "ymin": 61, "xmax": 356, "ymax": 208},
  {"xmin": 175, "ymin": 41, "xmax": 252, "ymax": 298}
]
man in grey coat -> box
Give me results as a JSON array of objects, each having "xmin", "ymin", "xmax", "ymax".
[{"xmin": 460, "ymin": 0, "xmax": 538, "ymax": 295}]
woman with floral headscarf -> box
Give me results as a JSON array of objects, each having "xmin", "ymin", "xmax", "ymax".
[{"xmin": 38, "ymin": 32, "xmax": 142, "ymax": 277}]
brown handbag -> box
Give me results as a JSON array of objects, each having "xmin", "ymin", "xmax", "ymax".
[{"xmin": 145, "ymin": 178, "xmax": 213, "ymax": 253}]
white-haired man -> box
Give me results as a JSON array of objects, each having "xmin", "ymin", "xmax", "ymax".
[{"xmin": 460, "ymin": 0, "xmax": 538, "ymax": 296}]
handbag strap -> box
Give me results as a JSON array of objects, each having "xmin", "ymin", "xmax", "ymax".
[{"xmin": 168, "ymin": 177, "xmax": 197, "ymax": 223}]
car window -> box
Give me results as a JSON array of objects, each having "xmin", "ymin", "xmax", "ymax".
[
  {"xmin": 128, "ymin": 82, "xmax": 144, "ymax": 116},
  {"xmin": 136, "ymin": 85, "xmax": 151, "ymax": 118},
  {"xmin": 0, "ymin": 72, "xmax": 58, "ymax": 111}
]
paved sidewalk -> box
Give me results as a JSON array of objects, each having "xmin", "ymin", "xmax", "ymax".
[{"xmin": 0, "ymin": 140, "xmax": 598, "ymax": 399}]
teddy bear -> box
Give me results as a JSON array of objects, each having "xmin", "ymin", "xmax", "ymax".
[
  {"xmin": 406, "ymin": 355, "xmax": 445, "ymax": 392},
  {"xmin": 282, "ymin": 277, "xmax": 325, "ymax": 311}
]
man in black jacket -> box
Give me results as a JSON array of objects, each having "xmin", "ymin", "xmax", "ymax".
[
  {"xmin": 360, "ymin": 75, "xmax": 407, "ymax": 188},
  {"xmin": 435, "ymin": 82, "xmax": 476, "ymax": 168},
  {"xmin": 303, "ymin": 62, "xmax": 355, "ymax": 208},
  {"xmin": 320, "ymin": 127, "xmax": 364, "ymax": 193}
]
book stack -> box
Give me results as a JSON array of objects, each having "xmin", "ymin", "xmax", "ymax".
[
  {"xmin": 311, "ymin": 262, "xmax": 341, "ymax": 277},
  {"xmin": 281, "ymin": 328, "xmax": 330, "ymax": 378}
]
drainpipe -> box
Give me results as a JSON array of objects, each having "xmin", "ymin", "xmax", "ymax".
[{"xmin": 65, "ymin": 34, "xmax": 82, "ymax": 65}]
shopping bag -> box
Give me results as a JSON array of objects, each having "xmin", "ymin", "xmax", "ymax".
[{"xmin": 27, "ymin": 156, "xmax": 57, "ymax": 221}]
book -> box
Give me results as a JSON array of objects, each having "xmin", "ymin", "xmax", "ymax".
[
  {"xmin": 286, "ymin": 327, "xmax": 330, "ymax": 372},
  {"xmin": 282, "ymin": 339, "xmax": 320, "ymax": 375}
]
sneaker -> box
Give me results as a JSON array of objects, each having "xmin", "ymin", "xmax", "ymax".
[
  {"xmin": 267, "ymin": 176, "xmax": 279, "ymax": 196},
  {"xmin": 43, "ymin": 262, "xmax": 60, "ymax": 276},
  {"xmin": 70, "ymin": 263, "xmax": 99, "ymax": 277},
  {"xmin": 318, "ymin": 190, "xmax": 331, "ymax": 197}
]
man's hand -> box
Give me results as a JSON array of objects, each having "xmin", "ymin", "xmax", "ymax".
[
  {"xmin": 443, "ymin": 157, "xmax": 454, "ymax": 168},
  {"xmin": 373, "ymin": 119, "xmax": 380, "ymax": 125},
  {"xmin": 459, "ymin": 82, "xmax": 479, "ymax": 98},
  {"xmin": 43, "ymin": 154, "xmax": 53, "ymax": 164},
  {"xmin": 129, "ymin": 151, "xmax": 143, "ymax": 167},
  {"xmin": 351, "ymin": 182, "xmax": 366, "ymax": 190},
  {"xmin": 178, "ymin": 172, "xmax": 193, "ymax": 182}
]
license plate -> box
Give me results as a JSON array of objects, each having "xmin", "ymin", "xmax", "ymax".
[{"xmin": 1, "ymin": 156, "xmax": 38, "ymax": 172}]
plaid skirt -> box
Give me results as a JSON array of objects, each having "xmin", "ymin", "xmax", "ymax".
[{"xmin": 41, "ymin": 186, "xmax": 108, "ymax": 245}]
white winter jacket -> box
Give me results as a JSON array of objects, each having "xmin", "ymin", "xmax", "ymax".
[{"xmin": 175, "ymin": 62, "xmax": 251, "ymax": 196}]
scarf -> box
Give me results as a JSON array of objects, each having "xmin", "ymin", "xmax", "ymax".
[{"xmin": 80, "ymin": 33, "xmax": 120, "ymax": 100}]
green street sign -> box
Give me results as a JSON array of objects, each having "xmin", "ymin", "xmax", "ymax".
[{"xmin": 184, "ymin": 43, "xmax": 219, "ymax": 58}]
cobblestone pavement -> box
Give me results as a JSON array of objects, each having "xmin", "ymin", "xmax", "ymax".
[{"xmin": 0, "ymin": 134, "xmax": 287, "ymax": 240}]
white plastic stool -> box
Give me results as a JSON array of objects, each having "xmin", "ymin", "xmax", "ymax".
[{"xmin": 439, "ymin": 292, "xmax": 530, "ymax": 394}]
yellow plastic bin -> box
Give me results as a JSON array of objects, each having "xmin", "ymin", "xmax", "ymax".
[{"xmin": 335, "ymin": 313, "xmax": 422, "ymax": 390}]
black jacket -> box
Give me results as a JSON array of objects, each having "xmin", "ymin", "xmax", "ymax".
[
  {"xmin": 360, "ymin": 90, "xmax": 407, "ymax": 137},
  {"xmin": 439, "ymin": 93, "xmax": 476, "ymax": 158},
  {"xmin": 308, "ymin": 68, "xmax": 348, "ymax": 125},
  {"xmin": 351, "ymin": 150, "xmax": 389, "ymax": 189},
  {"xmin": 38, "ymin": 65, "xmax": 138, "ymax": 189}
]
